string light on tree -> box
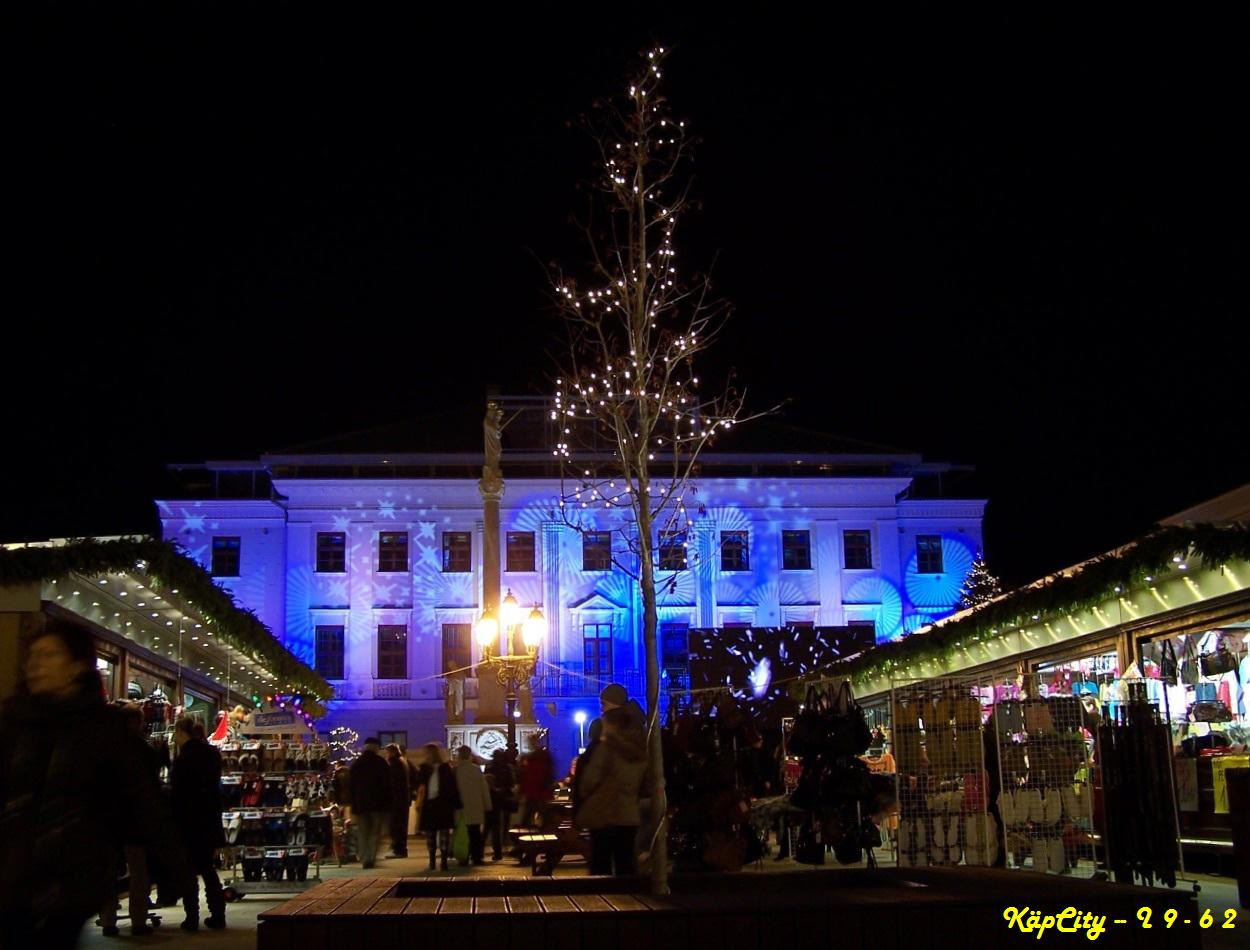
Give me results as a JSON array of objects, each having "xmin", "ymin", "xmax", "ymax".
[
  {"xmin": 328, "ymin": 725, "xmax": 360, "ymax": 764},
  {"xmin": 546, "ymin": 46, "xmax": 773, "ymax": 896}
]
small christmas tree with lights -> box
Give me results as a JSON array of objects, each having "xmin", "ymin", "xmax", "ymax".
[{"xmin": 958, "ymin": 553, "xmax": 1002, "ymax": 610}]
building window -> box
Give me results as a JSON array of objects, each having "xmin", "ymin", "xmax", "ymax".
[
  {"xmin": 377, "ymin": 625, "xmax": 407, "ymax": 679},
  {"xmin": 660, "ymin": 622, "xmax": 689, "ymax": 676},
  {"xmin": 658, "ymin": 530, "xmax": 687, "ymax": 571},
  {"xmin": 843, "ymin": 530, "xmax": 872, "ymax": 570},
  {"xmin": 377, "ymin": 532, "xmax": 408, "ymax": 573},
  {"xmin": 506, "ymin": 531, "xmax": 536, "ymax": 572},
  {"xmin": 316, "ymin": 532, "xmax": 346, "ymax": 573},
  {"xmin": 442, "ymin": 532, "xmax": 471, "ymax": 573},
  {"xmin": 782, "ymin": 530, "xmax": 811, "ymax": 571},
  {"xmin": 442, "ymin": 623, "xmax": 472, "ymax": 674},
  {"xmin": 379, "ymin": 731, "xmax": 408, "ymax": 749},
  {"xmin": 583, "ymin": 623, "xmax": 612, "ymax": 677},
  {"xmin": 582, "ymin": 531, "xmax": 612, "ymax": 572},
  {"xmin": 720, "ymin": 531, "xmax": 750, "ymax": 572},
  {"xmin": 211, "ymin": 536, "xmax": 241, "ymax": 577},
  {"xmin": 916, "ymin": 535, "xmax": 944, "ymax": 574},
  {"xmin": 723, "ymin": 621, "xmax": 751, "ymax": 629},
  {"xmin": 848, "ymin": 619, "xmax": 877, "ymax": 638},
  {"xmin": 314, "ymin": 625, "xmax": 345, "ymax": 680},
  {"xmin": 788, "ymin": 619, "xmax": 815, "ymax": 628}
]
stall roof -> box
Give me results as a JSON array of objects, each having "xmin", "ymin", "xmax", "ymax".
[
  {"xmin": 820, "ymin": 519, "xmax": 1250, "ymax": 695},
  {"xmin": 0, "ymin": 536, "xmax": 330, "ymax": 711}
]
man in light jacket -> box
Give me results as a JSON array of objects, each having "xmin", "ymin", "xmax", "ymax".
[
  {"xmin": 574, "ymin": 706, "xmax": 647, "ymax": 875},
  {"xmin": 453, "ymin": 746, "xmax": 493, "ymax": 866}
]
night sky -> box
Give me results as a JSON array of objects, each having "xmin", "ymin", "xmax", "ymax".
[{"xmin": 6, "ymin": 6, "xmax": 1246, "ymax": 585}]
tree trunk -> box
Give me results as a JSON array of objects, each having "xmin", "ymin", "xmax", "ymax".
[{"xmin": 635, "ymin": 482, "xmax": 669, "ymax": 895}]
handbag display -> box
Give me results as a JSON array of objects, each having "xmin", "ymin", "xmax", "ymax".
[
  {"xmin": 1200, "ymin": 638, "xmax": 1238, "ymax": 677},
  {"xmin": 1189, "ymin": 700, "xmax": 1233, "ymax": 723}
]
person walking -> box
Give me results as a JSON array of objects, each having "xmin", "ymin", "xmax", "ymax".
[
  {"xmin": 171, "ymin": 714, "xmax": 226, "ymax": 932},
  {"xmin": 574, "ymin": 706, "xmax": 647, "ymax": 876},
  {"xmin": 517, "ymin": 733, "xmax": 554, "ymax": 828},
  {"xmin": 349, "ymin": 738, "xmax": 392, "ymax": 869},
  {"xmin": 332, "ymin": 760, "xmax": 352, "ymax": 813},
  {"xmin": 453, "ymin": 747, "xmax": 492, "ymax": 865},
  {"xmin": 415, "ymin": 744, "xmax": 460, "ymax": 870},
  {"xmin": 99, "ymin": 703, "xmax": 167, "ymax": 936},
  {"xmin": 571, "ymin": 717, "xmax": 603, "ymax": 822},
  {"xmin": 384, "ymin": 744, "xmax": 411, "ymax": 858},
  {"xmin": 1, "ymin": 621, "xmax": 163, "ymax": 949},
  {"xmin": 483, "ymin": 749, "xmax": 517, "ymax": 861}
]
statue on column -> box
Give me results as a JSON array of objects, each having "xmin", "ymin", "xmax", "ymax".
[
  {"xmin": 483, "ymin": 401, "xmax": 503, "ymax": 476},
  {"xmin": 445, "ymin": 665, "xmax": 465, "ymax": 723}
]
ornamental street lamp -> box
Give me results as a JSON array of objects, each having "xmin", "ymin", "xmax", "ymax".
[{"xmin": 476, "ymin": 588, "xmax": 546, "ymax": 756}]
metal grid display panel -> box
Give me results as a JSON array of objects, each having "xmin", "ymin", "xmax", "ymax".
[
  {"xmin": 992, "ymin": 675, "xmax": 1100, "ymax": 878},
  {"xmin": 890, "ymin": 673, "xmax": 1101, "ymax": 878},
  {"xmin": 890, "ymin": 677, "xmax": 996, "ymax": 868}
]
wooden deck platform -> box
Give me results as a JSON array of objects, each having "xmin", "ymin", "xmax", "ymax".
[{"xmin": 258, "ymin": 867, "xmax": 1201, "ymax": 949}]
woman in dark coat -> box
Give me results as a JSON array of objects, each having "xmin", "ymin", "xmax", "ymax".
[
  {"xmin": 484, "ymin": 749, "xmax": 518, "ymax": 861},
  {"xmin": 414, "ymin": 744, "xmax": 460, "ymax": 870},
  {"xmin": 171, "ymin": 715, "xmax": 227, "ymax": 931},
  {"xmin": 0, "ymin": 621, "xmax": 162, "ymax": 949},
  {"xmin": 385, "ymin": 744, "xmax": 411, "ymax": 858}
]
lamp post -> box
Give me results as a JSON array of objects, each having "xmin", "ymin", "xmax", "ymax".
[
  {"xmin": 477, "ymin": 588, "xmax": 546, "ymax": 756},
  {"xmin": 574, "ymin": 710, "xmax": 587, "ymax": 753}
]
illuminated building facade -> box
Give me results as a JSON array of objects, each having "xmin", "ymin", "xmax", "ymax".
[{"xmin": 158, "ymin": 402, "xmax": 985, "ymax": 760}]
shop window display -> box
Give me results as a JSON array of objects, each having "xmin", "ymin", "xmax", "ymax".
[{"xmin": 1140, "ymin": 628, "xmax": 1250, "ymax": 852}]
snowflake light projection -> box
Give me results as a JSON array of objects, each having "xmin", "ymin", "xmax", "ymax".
[{"xmin": 688, "ymin": 625, "xmax": 875, "ymax": 724}]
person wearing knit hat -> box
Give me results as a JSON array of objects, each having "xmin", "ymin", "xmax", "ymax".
[{"xmin": 599, "ymin": 683, "xmax": 629, "ymax": 710}]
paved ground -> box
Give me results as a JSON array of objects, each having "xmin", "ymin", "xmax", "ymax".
[{"xmin": 79, "ymin": 838, "xmax": 1245, "ymax": 948}]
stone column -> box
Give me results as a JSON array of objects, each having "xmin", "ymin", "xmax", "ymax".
[{"xmin": 475, "ymin": 401, "xmax": 507, "ymax": 722}]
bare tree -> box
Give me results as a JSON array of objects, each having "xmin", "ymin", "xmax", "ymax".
[{"xmin": 548, "ymin": 45, "xmax": 767, "ymax": 894}]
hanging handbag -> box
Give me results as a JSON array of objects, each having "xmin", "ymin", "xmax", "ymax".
[
  {"xmin": 1180, "ymin": 635, "xmax": 1200, "ymax": 685},
  {"xmin": 1189, "ymin": 700, "xmax": 1233, "ymax": 723},
  {"xmin": 1160, "ymin": 639, "xmax": 1179, "ymax": 686},
  {"xmin": 789, "ymin": 685, "xmax": 827, "ymax": 756},
  {"xmin": 1200, "ymin": 637, "xmax": 1238, "ymax": 677},
  {"xmin": 795, "ymin": 822, "xmax": 825, "ymax": 865},
  {"xmin": 1022, "ymin": 699, "xmax": 1053, "ymax": 734},
  {"xmin": 702, "ymin": 830, "xmax": 746, "ymax": 872},
  {"xmin": 828, "ymin": 680, "xmax": 872, "ymax": 757},
  {"xmin": 451, "ymin": 816, "xmax": 470, "ymax": 864}
]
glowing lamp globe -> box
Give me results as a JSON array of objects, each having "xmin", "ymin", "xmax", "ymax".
[
  {"xmin": 501, "ymin": 589, "xmax": 522, "ymax": 628},
  {"xmin": 476, "ymin": 610, "xmax": 498, "ymax": 650},
  {"xmin": 522, "ymin": 607, "xmax": 547, "ymax": 649}
]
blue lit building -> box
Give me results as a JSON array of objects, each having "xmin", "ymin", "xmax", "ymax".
[{"xmin": 157, "ymin": 399, "xmax": 985, "ymax": 764}]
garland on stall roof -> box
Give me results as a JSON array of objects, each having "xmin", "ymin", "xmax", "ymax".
[
  {"xmin": 812, "ymin": 522, "xmax": 1250, "ymax": 686},
  {"xmin": 0, "ymin": 536, "xmax": 332, "ymax": 708}
]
